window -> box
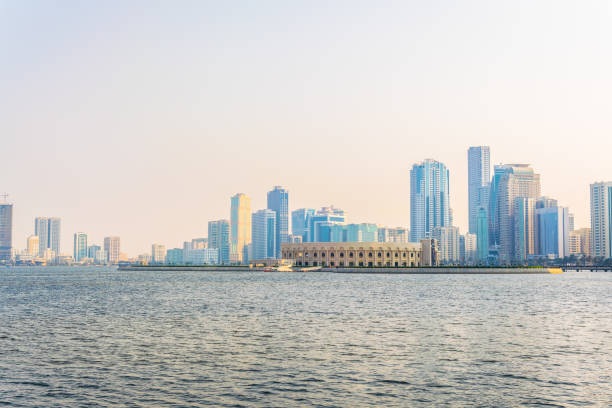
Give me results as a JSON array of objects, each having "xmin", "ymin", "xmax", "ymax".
[
  {"xmin": 377, "ymin": 252, "xmax": 382, "ymax": 257},
  {"xmin": 386, "ymin": 252, "xmax": 391, "ymax": 257},
  {"xmin": 368, "ymin": 252, "xmax": 373, "ymax": 257},
  {"xmin": 368, "ymin": 262, "xmax": 373, "ymax": 267},
  {"xmin": 340, "ymin": 252, "xmax": 344, "ymax": 258},
  {"xmin": 330, "ymin": 252, "xmax": 335, "ymax": 257},
  {"xmin": 359, "ymin": 261, "xmax": 364, "ymax": 266},
  {"xmin": 395, "ymin": 253, "xmax": 399, "ymax": 257},
  {"xmin": 359, "ymin": 252, "xmax": 364, "ymax": 258},
  {"xmin": 313, "ymin": 252, "xmax": 318, "ymax": 258},
  {"xmin": 349, "ymin": 252, "xmax": 354, "ymax": 257}
]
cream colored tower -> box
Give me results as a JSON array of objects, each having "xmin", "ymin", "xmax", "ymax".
[{"xmin": 230, "ymin": 193, "xmax": 252, "ymax": 264}]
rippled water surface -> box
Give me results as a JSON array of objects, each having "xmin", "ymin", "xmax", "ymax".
[{"xmin": 0, "ymin": 267, "xmax": 611, "ymax": 407}]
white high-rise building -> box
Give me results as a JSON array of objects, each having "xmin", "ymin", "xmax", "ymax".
[
  {"xmin": 590, "ymin": 182, "xmax": 612, "ymax": 258},
  {"xmin": 73, "ymin": 232, "xmax": 88, "ymax": 262},
  {"xmin": 433, "ymin": 226, "xmax": 461, "ymax": 264},
  {"xmin": 26, "ymin": 235, "xmax": 39, "ymax": 257},
  {"xmin": 34, "ymin": 217, "xmax": 61, "ymax": 258}
]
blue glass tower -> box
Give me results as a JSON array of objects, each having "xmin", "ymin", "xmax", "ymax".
[
  {"xmin": 267, "ymin": 186, "xmax": 289, "ymax": 258},
  {"xmin": 410, "ymin": 159, "xmax": 452, "ymax": 242}
]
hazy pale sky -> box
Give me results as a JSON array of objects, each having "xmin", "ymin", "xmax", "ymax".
[{"xmin": 1, "ymin": 0, "xmax": 611, "ymax": 256}]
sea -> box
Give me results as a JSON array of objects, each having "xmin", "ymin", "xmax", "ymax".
[{"xmin": 0, "ymin": 267, "xmax": 610, "ymax": 407}]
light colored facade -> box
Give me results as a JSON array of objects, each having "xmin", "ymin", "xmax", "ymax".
[
  {"xmin": 287, "ymin": 234, "xmax": 303, "ymax": 243},
  {"xmin": 492, "ymin": 164, "xmax": 541, "ymax": 263},
  {"xmin": 191, "ymin": 238, "xmax": 207, "ymax": 249},
  {"xmin": 476, "ymin": 207, "xmax": 488, "ymax": 261},
  {"xmin": 345, "ymin": 223, "xmax": 378, "ymax": 242},
  {"xmin": 73, "ymin": 232, "xmax": 88, "ymax": 262},
  {"xmin": 462, "ymin": 233, "xmax": 477, "ymax": 265},
  {"xmin": 569, "ymin": 228, "xmax": 591, "ymax": 257},
  {"xmin": 252, "ymin": 209, "xmax": 277, "ymax": 260},
  {"xmin": 27, "ymin": 235, "xmax": 39, "ymax": 257},
  {"xmin": 267, "ymin": 186, "xmax": 289, "ymax": 258},
  {"xmin": 378, "ymin": 227, "xmax": 410, "ymax": 243},
  {"xmin": 166, "ymin": 248, "xmax": 183, "ymax": 264},
  {"xmin": 104, "ymin": 236, "xmax": 120, "ymax": 264},
  {"xmin": 185, "ymin": 248, "xmax": 219, "ymax": 265},
  {"xmin": 230, "ymin": 193, "xmax": 251, "ymax": 263},
  {"xmin": 468, "ymin": 146, "xmax": 490, "ymax": 235},
  {"xmin": 0, "ymin": 200, "xmax": 13, "ymax": 262},
  {"xmin": 282, "ymin": 242, "xmax": 424, "ymax": 267},
  {"xmin": 433, "ymin": 226, "xmax": 461, "ymax": 264},
  {"xmin": 590, "ymin": 182, "xmax": 612, "ymax": 258},
  {"xmin": 208, "ymin": 219, "xmax": 230, "ymax": 264},
  {"xmin": 410, "ymin": 159, "xmax": 452, "ymax": 242},
  {"xmin": 151, "ymin": 244, "xmax": 166, "ymax": 264}
]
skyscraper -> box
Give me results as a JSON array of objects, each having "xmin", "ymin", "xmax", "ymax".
[
  {"xmin": 230, "ymin": 193, "xmax": 251, "ymax": 264},
  {"xmin": 34, "ymin": 217, "xmax": 61, "ymax": 258},
  {"xmin": 410, "ymin": 159, "xmax": 452, "ymax": 242},
  {"xmin": 291, "ymin": 208, "xmax": 315, "ymax": 240},
  {"xmin": 491, "ymin": 164, "xmax": 541, "ymax": 263},
  {"xmin": 468, "ymin": 146, "xmax": 491, "ymax": 234},
  {"xmin": 305, "ymin": 206, "xmax": 345, "ymax": 242},
  {"xmin": 267, "ymin": 186, "xmax": 289, "ymax": 258},
  {"xmin": 104, "ymin": 236, "xmax": 120, "ymax": 264},
  {"xmin": 590, "ymin": 182, "xmax": 612, "ymax": 258},
  {"xmin": 208, "ymin": 219, "xmax": 230, "ymax": 264},
  {"xmin": 252, "ymin": 209, "xmax": 276, "ymax": 260},
  {"xmin": 73, "ymin": 232, "xmax": 88, "ymax": 262},
  {"xmin": 0, "ymin": 197, "xmax": 13, "ymax": 263},
  {"xmin": 513, "ymin": 197, "xmax": 537, "ymax": 262}
]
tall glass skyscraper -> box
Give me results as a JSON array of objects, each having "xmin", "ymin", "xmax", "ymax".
[
  {"xmin": 410, "ymin": 159, "xmax": 452, "ymax": 242},
  {"xmin": 208, "ymin": 219, "xmax": 230, "ymax": 264},
  {"xmin": 590, "ymin": 181, "xmax": 612, "ymax": 258},
  {"xmin": 230, "ymin": 193, "xmax": 251, "ymax": 264},
  {"xmin": 468, "ymin": 146, "xmax": 490, "ymax": 234},
  {"xmin": 0, "ymin": 198, "xmax": 13, "ymax": 263},
  {"xmin": 267, "ymin": 186, "xmax": 289, "ymax": 258},
  {"xmin": 73, "ymin": 232, "xmax": 88, "ymax": 262},
  {"xmin": 252, "ymin": 209, "xmax": 277, "ymax": 260}
]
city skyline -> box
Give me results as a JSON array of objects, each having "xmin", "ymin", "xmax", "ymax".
[{"xmin": 1, "ymin": 2, "xmax": 611, "ymax": 255}]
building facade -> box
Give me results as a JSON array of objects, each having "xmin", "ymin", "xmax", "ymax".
[
  {"xmin": 27, "ymin": 235, "xmax": 39, "ymax": 257},
  {"xmin": 252, "ymin": 209, "xmax": 277, "ymax": 260},
  {"xmin": 230, "ymin": 193, "xmax": 251, "ymax": 263},
  {"xmin": 468, "ymin": 146, "xmax": 491, "ymax": 235},
  {"xmin": 104, "ymin": 236, "xmax": 120, "ymax": 264},
  {"xmin": 267, "ymin": 186, "xmax": 289, "ymax": 258},
  {"xmin": 410, "ymin": 159, "xmax": 452, "ymax": 242},
  {"xmin": 282, "ymin": 242, "xmax": 424, "ymax": 267},
  {"xmin": 536, "ymin": 206, "xmax": 569, "ymax": 258},
  {"xmin": 569, "ymin": 228, "xmax": 591, "ymax": 257},
  {"xmin": 35, "ymin": 217, "xmax": 61, "ymax": 258},
  {"xmin": 0, "ymin": 200, "xmax": 13, "ymax": 262},
  {"xmin": 291, "ymin": 208, "xmax": 315, "ymax": 241},
  {"xmin": 73, "ymin": 232, "xmax": 88, "ymax": 262},
  {"xmin": 305, "ymin": 206, "xmax": 345, "ymax": 242},
  {"xmin": 433, "ymin": 226, "xmax": 461, "ymax": 264},
  {"xmin": 590, "ymin": 182, "xmax": 612, "ymax": 258},
  {"xmin": 151, "ymin": 244, "xmax": 166, "ymax": 264},
  {"xmin": 208, "ymin": 219, "xmax": 230, "ymax": 264}
]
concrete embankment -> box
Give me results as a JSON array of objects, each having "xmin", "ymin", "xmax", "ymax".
[
  {"xmin": 321, "ymin": 267, "xmax": 560, "ymax": 274},
  {"xmin": 119, "ymin": 266, "xmax": 561, "ymax": 274}
]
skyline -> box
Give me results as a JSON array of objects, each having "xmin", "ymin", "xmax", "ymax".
[{"xmin": 2, "ymin": 1, "xmax": 611, "ymax": 255}]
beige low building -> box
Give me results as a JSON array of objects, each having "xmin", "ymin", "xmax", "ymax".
[{"xmin": 281, "ymin": 242, "xmax": 425, "ymax": 267}]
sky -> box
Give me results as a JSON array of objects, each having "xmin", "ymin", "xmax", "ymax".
[{"xmin": 1, "ymin": 0, "xmax": 611, "ymax": 256}]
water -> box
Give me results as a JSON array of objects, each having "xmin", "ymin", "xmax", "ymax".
[{"xmin": 0, "ymin": 267, "xmax": 610, "ymax": 407}]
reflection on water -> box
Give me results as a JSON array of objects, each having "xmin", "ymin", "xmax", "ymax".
[{"xmin": 0, "ymin": 267, "xmax": 610, "ymax": 407}]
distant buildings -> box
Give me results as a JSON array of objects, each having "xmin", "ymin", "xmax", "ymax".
[
  {"xmin": 410, "ymin": 159, "xmax": 452, "ymax": 242},
  {"xmin": 166, "ymin": 248, "xmax": 183, "ymax": 264},
  {"xmin": 0, "ymin": 199, "xmax": 13, "ymax": 263},
  {"xmin": 73, "ymin": 232, "xmax": 88, "ymax": 262},
  {"xmin": 536, "ymin": 204, "xmax": 569, "ymax": 259},
  {"xmin": 104, "ymin": 236, "xmax": 120, "ymax": 264},
  {"xmin": 151, "ymin": 243, "xmax": 166, "ymax": 264},
  {"xmin": 305, "ymin": 206, "xmax": 345, "ymax": 242},
  {"xmin": 569, "ymin": 228, "xmax": 591, "ymax": 257},
  {"xmin": 590, "ymin": 182, "xmax": 612, "ymax": 258},
  {"xmin": 35, "ymin": 217, "xmax": 61, "ymax": 258},
  {"xmin": 230, "ymin": 193, "xmax": 251, "ymax": 264},
  {"xmin": 252, "ymin": 209, "xmax": 276, "ymax": 260},
  {"xmin": 267, "ymin": 186, "xmax": 289, "ymax": 258},
  {"xmin": 378, "ymin": 227, "xmax": 410, "ymax": 244}
]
